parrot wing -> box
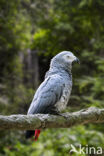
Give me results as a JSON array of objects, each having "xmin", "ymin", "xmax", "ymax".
[{"xmin": 27, "ymin": 74, "xmax": 65, "ymax": 114}]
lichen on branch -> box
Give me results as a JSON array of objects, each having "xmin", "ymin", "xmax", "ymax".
[{"xmin": 0, "ymin": 107, "xmax": 104, "ymax": 130}]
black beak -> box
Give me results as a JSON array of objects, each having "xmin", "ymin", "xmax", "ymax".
[
  {"xmin": 73, "ymin": 58, "xmax": 80, "ymax": 64},
  {"xmin": 76, "ymin": 58, "xmax": 80, "ymax": 64}
]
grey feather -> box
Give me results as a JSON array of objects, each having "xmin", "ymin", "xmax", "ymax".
[
  {"xmin": 27, "ymin": 51, "xmax": 79, "ymax": 115},
  {"xmin": 28, "ymin": 74, "xmax": 65, "ymax": 114}
]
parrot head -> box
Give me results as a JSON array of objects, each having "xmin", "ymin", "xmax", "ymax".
[
  {"xmin": 50, "ymin": 51, "xmax": 80, "ymax": 72},
  {"xmin": 61, "ymin": 51, "xmax": 80, "ymax": 64}
]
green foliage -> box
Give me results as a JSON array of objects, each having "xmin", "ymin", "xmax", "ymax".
[
  {"xmin": 3, "ymin": 126, "xmax": 104, "ymax": 156},
  {"xmin": 0, "ymin": 0, "xmax": 104, "ymax": 155}
]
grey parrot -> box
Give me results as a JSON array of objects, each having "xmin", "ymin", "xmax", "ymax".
[{"xmin": 26, "ymin": 51, "xmax": 79, "ymax": 140}]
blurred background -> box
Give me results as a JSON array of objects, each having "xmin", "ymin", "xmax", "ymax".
[{"xmin": 0, "ymin": 0, "xmax": 104, "ymax": 155}]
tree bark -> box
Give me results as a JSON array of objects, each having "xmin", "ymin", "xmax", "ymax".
[{"xmin": 0, "ymin": 107, "xmax": 104, "ymax": 130}]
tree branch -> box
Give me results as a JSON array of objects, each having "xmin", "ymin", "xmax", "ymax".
[{"xmin": 0, "ymin": 107, "xmax": 104, "ymax": 130}]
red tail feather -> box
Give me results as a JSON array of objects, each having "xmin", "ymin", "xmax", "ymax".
[{"xmin": 34, "ymin": 129, "xmax": 41, "ymax": 141}]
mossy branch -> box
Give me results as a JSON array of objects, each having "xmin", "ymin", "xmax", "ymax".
[{"xmin": 0, "ymin": 107, "xmax": 104, "ymax": 130}]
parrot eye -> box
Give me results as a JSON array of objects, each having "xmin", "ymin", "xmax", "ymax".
[{"xmin": 67, "ymin": 55, "xmax": 71, "ymax": 59}]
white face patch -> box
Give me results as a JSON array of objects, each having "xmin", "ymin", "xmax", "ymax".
[{"xmin": 63, "ymin": 53, "xmax": 76, "ymax": 63}]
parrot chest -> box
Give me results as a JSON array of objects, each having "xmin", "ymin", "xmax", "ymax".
[{"xmin": 55, "ymin": 83, "xmax": 72, "ymax": 112}]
